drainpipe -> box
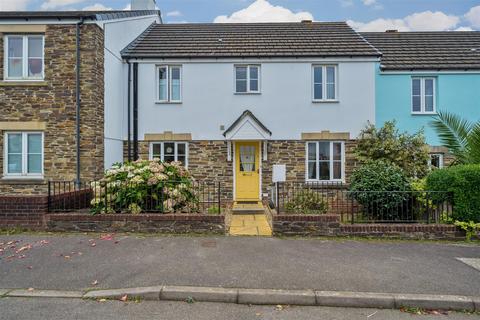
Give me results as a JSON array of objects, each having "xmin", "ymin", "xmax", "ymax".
[
  {"xmin": 127, "ymin": 61, "xmax": 132, "ymax": 162},
  {"xmin": 75, "ymin": 18, "xmax": 84, "ymax": 185},
  {"xmin": 133, "ymin": 62, "xmax": 139, "ymax": 161}
]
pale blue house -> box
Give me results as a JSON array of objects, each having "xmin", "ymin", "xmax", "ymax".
[{"xmin": 362, "ymin": 31, "xmax": 480, "ymax": 168}]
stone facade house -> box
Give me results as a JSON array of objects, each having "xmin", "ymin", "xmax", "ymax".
[
  {"xmin": 0, "ymin": 8, "xmax": 160, "ymax": 194},
  {"xmin": 121, "ymin": 22, "xmax": 380, "ymax": 202}
]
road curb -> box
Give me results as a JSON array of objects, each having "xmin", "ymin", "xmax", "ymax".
[{"xmin": 1, "ymin": 286, "xmax": 478, "ymax": 311}]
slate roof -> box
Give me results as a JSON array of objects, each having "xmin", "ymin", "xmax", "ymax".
[
  {"xmin": 361, "ymin": 31, "xmax": 480, "ymax": 71},
  {"xmin": 0, "ymin": 10, "xmax": 160, "ymax": 21},
  {"xmin": 121, "ymin": 22, "xmax": 381, "ymax": 59}
]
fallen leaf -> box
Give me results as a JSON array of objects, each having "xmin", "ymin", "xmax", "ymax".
[
  {"xmin": 27, "ymin": 266, "xmax": 33, "ymax": 270},
  {"xmin": 98, "ymin": 299, "xmax": 107, "ymax": 302},
  {"xmin": 28, "ymin": 288, "xmax": 34, "ymax": 292},
  {"xmin": 91, "ymin": 243, "xmax": 96, "ymax": 247},
  {"xmin": 64, "ymin": 255, "xmax": 71, "ymax": 259},
  {"xmin": 15, "ymin": 245, "xmax": 31, "ymax": 253},
  {"xmin": 120, "ymin": 295, "xmax": 128, "ymax": 302},
  {"xmin": 91, "ymin": 280, "xmax": 99, "ymax": 286},
  {"xmin": 100, "ymin": 234, "xmax": 114, "ymax": 241}
]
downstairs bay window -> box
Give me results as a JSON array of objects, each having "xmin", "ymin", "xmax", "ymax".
[
  {"xmin": 149, "ymin": 142, "xmax": 188, "ymax": 167},
  {"xmin": 306, "ymin": 141, "xmax": 344, "ymax": 181},
  {"xmin": 4, "ymin": 132, "xmax": 44, "ymax": 178}
]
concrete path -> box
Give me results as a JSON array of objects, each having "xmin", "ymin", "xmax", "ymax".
[
  {"xmin": 1, "ymin": 298, "xmax": 477, "ymax": 320},
  {"xmin": 229, "ymin": 214, "xmax": 272, "ymax": 236},
  {"xmin": 0, "ymin": 234, "xmax": 479, "ymax": 296}
]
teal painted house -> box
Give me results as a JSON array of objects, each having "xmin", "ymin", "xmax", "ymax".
[{"xmin": 362, "ymin": 31, "xmax": 480, "ymax": 167}]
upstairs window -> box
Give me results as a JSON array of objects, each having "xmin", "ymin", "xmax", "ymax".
[
  {"xmin": 157, "ymin": 65, "xmax": 182, "ymax": 103},
  {"xmin": 429, "ymin": 153, "xmax": 444, "ymax": 169},
  {"xmin": 5, "ymin": 35, "xmax": 44, "ymax": 80},
  {"xmin": 313, "ymin": 65, "xmax": 337, "ymax": 101},
  {"xmin": 4, "ymin": 132, "xmax": 44, "ymax": 178},
  {"xmin": 306, "ymin": 141, "xmax": 344, "ymax": 181},
  {"xmin": 412, "ymin": 77, "xmax": 436, "ymax": 114},
  {"xmin": 150, "ymin": 142, "xmax": 188, "ymax": 167},
  {"xmin": 235, "ymin": 65, "xmax": 260, "ymax": 93}
]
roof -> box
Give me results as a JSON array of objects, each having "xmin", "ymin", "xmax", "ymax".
[
  {"xmin": 122, "ymin": 22, "xmax": 381, "ymax": 59},
  {"xmin": 361, "ymin": 31, "xmax": 480, "ymax": 71},
  {"xmin": 0, "ymin": 10, "xmax": 160, "ymax": 21},
  {"xmin": 223, "ymin": 110, "xmax": 272, "ymax": 139}
]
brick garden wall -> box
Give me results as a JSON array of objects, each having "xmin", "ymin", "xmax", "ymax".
[
  {"xmin": 0, "ymin": 196, "xmax": 48, "ymax": 229},
  {"xmin": 0, "ymin": 24, "xmax": 105, "ymax": 195}
]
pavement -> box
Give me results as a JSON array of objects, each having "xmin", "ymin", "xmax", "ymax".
[
  {"xmin": 0, "ymin": 234, "xmax": 479, "ymax": 296},
  {"xmin": 229, "ymin": 214, "xmax": 272, "ymax": 236},
  {"xmin": 1, "ymin": 298, "xmax": 478, "ymax": 320}
]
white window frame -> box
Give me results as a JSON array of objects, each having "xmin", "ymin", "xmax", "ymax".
[
  {"xmin": 3, "ymin": 132, "xmax": 44, "ymax": 179},
  {"xmin": 4, "ymin": 35, "xmax": 45, "ymax": 81},
  {"xmin": 149, "ymin": 141, "xmax": 188, "ymax": 168},
  {"xmin": 411, "ymin": 77, "xmax": 436, "ymax": 114},
  {"xmin": 312, "ymin": 65, "xmax": 338, "ymax": 102},
  {"xmin": 156, "ymin": 65, "xmax": 182, "ymax": 103},
  {"xmin": 429, "ymin": 153, "xmax": 444, "ymax": 169},
  {"xmin": 234, "ymin": 64, "xmax": 261, "ymax": 94},
  {"xmin": 305, "ymin": 141, "xmax": 345, "ymax": 182}
]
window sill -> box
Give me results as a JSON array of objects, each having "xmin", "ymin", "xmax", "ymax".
[
  {"xmin": 155, "ymin": 101, "xmax": 182, "ymax": 105},
  {"xmin": 312, "ymin": 100, "xmax": 340, "ymax": 103},
  {"xmin": 0, "ymin": 177, "xmax": 46, "ymax": 185},
  {"xmin": 411, "ymin": 112, "xmax": 437, "ymax": 116},
  {"xmin": 234, "ymin": 92, "xmax": 261, "ymax": 95},
  {"xmin": 0, "ymin": 81, "xmax": 47, "ymax": 87}
]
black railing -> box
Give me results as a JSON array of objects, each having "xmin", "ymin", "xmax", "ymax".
[
  {"xmin": 48, "ymin": 180, "xmax": 222, "ymax": 215},
  {"xmin": 271, "ymin": 182, "xmax": 453, "ymax": 224}
]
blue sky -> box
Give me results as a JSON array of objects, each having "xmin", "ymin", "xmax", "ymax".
[{"xmin": 2, "ymin": 0, "xmax": 480, "ymax": 31}]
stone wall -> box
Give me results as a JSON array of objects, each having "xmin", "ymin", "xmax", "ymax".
[
  {"xmin": 46, "ymin": 214, "xmax": 225, "ymax": 234},
  {"xmin": 273, "ymin": 215, "xmax": 465, "ymax": 240},
  {"xmin": 0, "ymin": 24, "xmax": 105, "ymax": 195},
  {"xmin": 126, "ymin": 139, "xmax": 359, "ymax": 201}
]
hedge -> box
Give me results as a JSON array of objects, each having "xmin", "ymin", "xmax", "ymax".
[{"xmin": 426, "ymin": 164, "xmax": 480, "ymax": 222}]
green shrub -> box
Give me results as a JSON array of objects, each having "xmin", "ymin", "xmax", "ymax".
[
  {"xmin": 426, "ymin": 164, "xmax": 480, "ymax": 222},
  {"xmin": 284, "ymin": 189, "xmax": 328, "ymax": 214},
  {"xmin": 454, "ymin": 221, "xmax": 480, "ymax": 241},
  {"xmin": 354, "ymin": 121, "xmax": 430, "ymax": 179},
  {"xmin": 349, "ymin": 160, "xmax": 411, "ymax": 220}
]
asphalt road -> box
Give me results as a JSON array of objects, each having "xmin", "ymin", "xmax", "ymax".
[
  {"xmin": 0, "ymin": 234, "xmax": 479, "ymax": 296},
  {"xmin": 0, "ymin": 298, "xmax": 477, "ymax": 320}
]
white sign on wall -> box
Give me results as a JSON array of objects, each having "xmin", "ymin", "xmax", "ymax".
[{"xmin": 272, "ymin": 164, "xmax": 286, "ymax": 183}]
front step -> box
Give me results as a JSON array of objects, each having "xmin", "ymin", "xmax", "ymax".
[{"xmin": 232, "ymin": 202, "xmax": 265, "ymax": 215}]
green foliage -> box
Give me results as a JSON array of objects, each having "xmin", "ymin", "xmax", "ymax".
[
  {"xmin": 284, "ymin": 189, "xmax": 329, "ymax": 214},
  {"xmin": 426, "ymin": 164, "xmax": 480, "ymax": 222},
  {"xmin": 454, "ymin": 221, "xmax": 480, "ymax": 241},
  {"xmin": 91, "ymin": 160, "xmax": 199, "ymax": 215},
  {"xmin": 207, "ymin": 206, "xmax": 221, "ymax": 214},
  {"xmin": 430, "ymin": 111, "xmax": 480, "ymax": 164},
  {"xmin": 354, "ymin": 121, "xmax": 430, "ymax": 178},
  {"xmin": 349, "ymin": 160, "xmax": 412, "ymax": 220}
]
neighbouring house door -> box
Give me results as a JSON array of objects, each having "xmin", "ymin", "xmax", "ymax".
[{"xmin": 235, "ymin": 141, "xmax": 260, "ymax": 201}]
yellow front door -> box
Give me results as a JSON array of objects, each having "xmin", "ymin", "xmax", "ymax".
[{"xmin": 235, "ymin": 141, "xmax": 260, "ymax": 201}]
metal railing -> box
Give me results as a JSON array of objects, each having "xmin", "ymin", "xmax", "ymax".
[
  {"xmin": 48, "ymin": 180, "xmax": 222, "ymax": 214},
  {"xmin": 270, "ymin": 181, "xmax": 453, "ymax": 224}
]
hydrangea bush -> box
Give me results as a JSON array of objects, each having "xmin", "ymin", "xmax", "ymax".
[{"xmin": 91, "ymin": 159, "xmax": 199, "ymax": 215}]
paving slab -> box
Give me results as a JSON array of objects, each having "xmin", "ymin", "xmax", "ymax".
[
  {"xmin": 83, "ymin": 286, "xmax": 162, "ymax": 301},
  {"xmin": 394, "ymin": 294, "xmax": 475, "ymax": 311},
  {"xmin": 161, "ymin": 285, "xmax": 238, "ymax": 303},
  {"xmin": 238, "ymin": 288, "xmax": 316, "ymax": 305},
  {"xmin": 315, "ymin": 291, "xmax": 395, "ymax": 309},
  {"xmin": 7, "ymin": 289, "xmax": 83, "ymax": 299}
]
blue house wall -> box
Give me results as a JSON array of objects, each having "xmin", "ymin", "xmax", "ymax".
[{"xmin": 375, "ymin": 64, "xmax": 480, "ymax": 145}]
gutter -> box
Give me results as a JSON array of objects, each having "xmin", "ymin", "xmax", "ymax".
[{"xmin": 75, "ymin": 18, "xmax": 84, "ymax": 185}]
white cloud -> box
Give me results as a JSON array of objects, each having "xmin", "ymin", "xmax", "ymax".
[
  {"xmin": 349, "ymin": 10, "xmax": 460, "ymax": 32},
  {"xmin": 41, "ymin": 0, "xmax": 86, "ymax": 10},
  {"xmin": 362, "ymin": 0, "xmax": 376, "ymax": 6},
  {"xmin": 83, "ymin": 3, "xmax": 112, "ymax": 11},
  {"xmin": 166, "ymin": 10, "xmax": 182, "ymax": 17},
  {"xmin": 124, "ymin": 4, "xmax": 131, "ymax": 10},
  {"xmin": 465, "ymin": 5, "xmax": 480, "ymax": 28},
  {"xmin": 339, "ymin": 0, "xmax": 354, "ymax": 8},
  {"xmin": 0, "ymin": 0, "xmax": 31, "ymax": 10},
  {"xmin": 455, "ymin": 26, "xmax": 474, "ymax": 31},
  {"xmin": 214, "ymin": 0, "xmax": 313, "ymax": 23}
]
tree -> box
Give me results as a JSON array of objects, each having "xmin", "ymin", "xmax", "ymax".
[
  {"xmin": 430, "ymin": 111, "xmax": 480, "ymax": 164},
  {"xmin": 354, "ymin": 121, "xmax": 430, "ymax": 178}
]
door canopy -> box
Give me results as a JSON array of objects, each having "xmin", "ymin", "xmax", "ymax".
[{"xmin": 223, "ymin": 110, "xmax": 272, "ymax": 140}]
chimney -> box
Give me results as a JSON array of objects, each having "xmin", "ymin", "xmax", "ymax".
[
  {"xmin": 131, "ymin": 0, "xmax": 157, "ymax": 10},
  {"xmin": 301, "ymin": 20, "xmax": 312, "ymax": 24},
  {"xmin": 385, "ymin": 29, "xmax": 398, "ymax": 33}
]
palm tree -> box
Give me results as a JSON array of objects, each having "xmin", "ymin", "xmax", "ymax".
[{"xmin": 430, "ymin": 111, "xmax": 480, "ymax": 164}]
